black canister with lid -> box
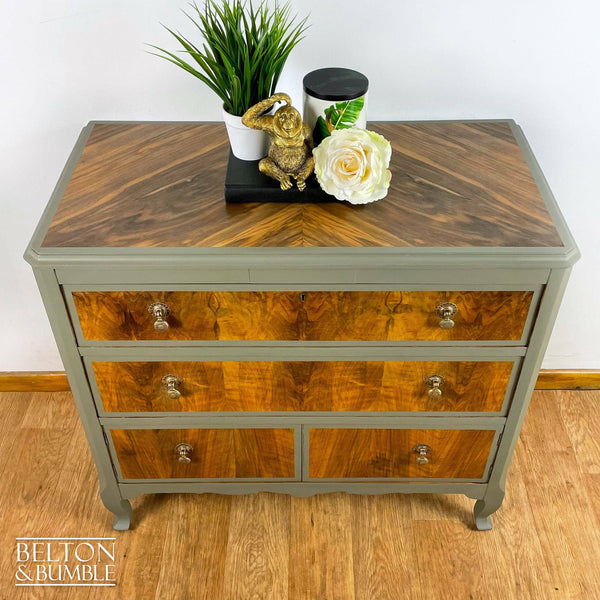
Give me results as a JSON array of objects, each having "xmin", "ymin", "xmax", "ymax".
[{"xmin": 303, "ymin": 67, "xmax": 369, "ymax": 143}]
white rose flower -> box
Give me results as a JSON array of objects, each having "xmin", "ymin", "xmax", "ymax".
[{"xmin": 313, "ymin": 128, "xmax": 392, "ymax": 204}]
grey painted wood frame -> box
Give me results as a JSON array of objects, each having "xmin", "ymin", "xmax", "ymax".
[
  {"xmin": 31, "ymin": 259, "xmax": 573, "ymax": 531},
  {"xmin": 118, "ymin": 481, "xmax": 488, "ymax": 501},
  {"xmin": 24, "ymin": 119, "xmax": 580, "ymax": 531},
  {"xmin": 473, "ymin": 267, "xmax": 573, "ymax": 530},
  {"xmin": 31, "ymin": 268, "xmax": 132, "ymax": 530},
  {"xmin": 56, "ymin": 267, "xmax": 551, "ymax": 285}
]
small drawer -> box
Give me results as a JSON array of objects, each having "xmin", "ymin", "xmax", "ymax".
[
  {"xmin": 71, "ymin": 290, "xmax": 534, "ymax": 342},
  {"xmin": 308, "ymin": 428, "xmax": 498, "ymax": 480},
  {"xmin": 91, "ymin": 359, "xmax": 516, "ymax": 414},
  {"xmin": 110, "ymin": 427, "xmax": 297, "ymax": 480}
]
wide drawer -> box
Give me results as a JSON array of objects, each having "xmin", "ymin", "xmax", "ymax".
[
  {"xmin": 91, "ymin": 359, "xmax": 516, "ymax": 414},
  {"xmin": 70, "ymin": 290, "xmax": 534, "ymax": 342},
  {"xmin": 307, "ymin": 428, "xmax": 498, "ymax": 480},
  {"xmin": 110, "ymin": 427, "xmax": 297, "ymax": 480}
]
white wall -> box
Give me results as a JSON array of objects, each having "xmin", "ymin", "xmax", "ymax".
[{"xmin": 2, "ymin": 0, "xmax": 598, "ymax": 370}]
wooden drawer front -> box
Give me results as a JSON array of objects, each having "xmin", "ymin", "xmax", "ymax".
[
  {"xmin": 72, "ymin": 290, "xmax": 533, "ymax": 342},
  {"xmin": 308, "ymin": 428, "xmax": 497, "ymax": 479},
  {"xmin": 93, "ymin": 360, "xmax": 514, "ymax": 413},
  {"xmin": 110, "ymin": 428, "xmax": 296, "ymax": 480}
]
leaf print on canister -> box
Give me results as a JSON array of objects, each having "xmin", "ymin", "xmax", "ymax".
[{"xmin": 314, "ymin": 97, "xmax": 366, "ymax": 144}]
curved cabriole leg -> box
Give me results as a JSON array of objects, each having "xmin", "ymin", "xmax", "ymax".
[
  {"xmin": 473, "ymin": 486, "xmax": 505, "ymax": 531},
  {"xmin": 100, "ymin": 485, "xmax": 132, "ymax": 531},
  {"xmin": 111, "ymin": 501, "xmax": 133, "ymax": 531}
]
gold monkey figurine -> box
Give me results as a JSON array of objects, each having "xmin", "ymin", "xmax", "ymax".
[{"xmin": 242, "ymin": 93, "xmax": 314, "ymax": 191}]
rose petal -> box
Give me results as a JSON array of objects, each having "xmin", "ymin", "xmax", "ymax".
[{"xmin": 313, "ymin": 128, "xmax": 392, "ymax": 203}]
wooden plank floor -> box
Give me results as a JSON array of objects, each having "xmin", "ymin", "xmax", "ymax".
[{"xmin": 0, "ymin": 391, "xmax": 599, "ymax": 599}]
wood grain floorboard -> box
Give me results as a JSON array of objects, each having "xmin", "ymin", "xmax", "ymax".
[
  {"xmin": 585, "ymin": 474, "xmax": 600, "ymax": 530},
  {"xmin": 289, "ymin": 493, "xmax": 355, "ymax": 600},
  {"xmin": 0, "ymin": 391, "xmax": 599, "ymax": 599},
  {"xmin": 154, "ymin": 494, "xmax": 231, "ymax": 600},
  {"xmin": 473, "ymin": 458, "xmax": 551, "ymax": 599},
  {"xmin": 412, "ymin": 520, "xmax": 486, "ymax": 600},
  {"xmin": 516, "ymin": 392, "xmax": 600, "ymax": 597},
  {"xmin": 556, "ymin": 390, "xmax": 600, "ymax": 474},
  {"xmin": 351, "ymin": 494, "xmax": 420, "ymax": 600},
  {"xmin": 223, "ymin": 493, "xmax": 290, "ymax": 600},
  {"xmin": 0, "ymin": 392, "xmax": 32, "ymax": 479},
  {"xmin": 20, "ymin": 391, "xmax": 79, "ymax": 430},
  {"xmin": 409, "ymin": 490, "xmax": 473, "ymax": 522},
  {"xmin": 112, "ymin": 495, "xmax": 168, "ymax": 600}
]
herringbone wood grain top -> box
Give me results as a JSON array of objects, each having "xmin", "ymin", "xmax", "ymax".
[{"xmin": 41, "ymin": 121, "xmax": 563, "ymax": 249}]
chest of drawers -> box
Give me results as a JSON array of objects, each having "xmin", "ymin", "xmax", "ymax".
[{"xmin": 25, "ymin": 120, "xmax": 578, "ymax": 530}]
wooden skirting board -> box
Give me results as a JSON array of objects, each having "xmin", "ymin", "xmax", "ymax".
[
  {"xmin": 534, "ymin": 370, "xmax": 600, "ymax": 390},
  {"xmin": 0, "ymin": 369, "xmax": 598, "ymax": 393},
  {"xmin": 0, "ymin": 372, "xmax": 71, "ymax": 392}
]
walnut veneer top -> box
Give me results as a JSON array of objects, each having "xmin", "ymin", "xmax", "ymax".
[{"xmin": 41, "ymin": 121, "xmax": 564, "ymax": 249}]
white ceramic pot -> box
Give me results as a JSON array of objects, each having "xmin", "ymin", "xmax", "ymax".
[{"xmin": 222, "ymin": 107, "xmax": 270, "ymax": 161}]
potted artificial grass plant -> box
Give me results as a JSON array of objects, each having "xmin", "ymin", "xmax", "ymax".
[{"xmin": 150, "ymin": 1, "xmax": 309, "ymax": 160}]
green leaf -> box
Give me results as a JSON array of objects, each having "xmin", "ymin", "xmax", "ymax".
[
  {"xmin": 148, "ymin": 1, "xmax": 310, "ymax": 114},
  {"xmin": 324, "ymin": 97, "xmax": 365, "ymax": 131}
]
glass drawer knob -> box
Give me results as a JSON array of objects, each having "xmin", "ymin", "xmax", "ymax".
[
  {"xmin": 425, "ymin": 375, "xmax": 445, "ymax": 399},
  {"xmin": 148, "ymin": 302, "xmax": 171, "ymax": 331},
  {"xmin": 435, "ymin": 302, "xmax": 458, "ymax": 329},
  {"xmin": 414, "ymin": 444, "xmax": 431, "ymax": 465},
  {"xmin": 161, "ymin": 374, "xmax": 182, "ymax": 399},
  {"xmin": 175, "ymin": 443, "xmax": 193, "ymax": 464}
]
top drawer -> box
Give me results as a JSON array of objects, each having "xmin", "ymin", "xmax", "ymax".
[{"xmin": 69, "ymin": 290, "xmax": 534, "ymax": 343}]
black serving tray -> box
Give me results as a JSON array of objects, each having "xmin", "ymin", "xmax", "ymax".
[{"xmin": 224, "ymin": 151, "xmax": 336, "ymax": 203}]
